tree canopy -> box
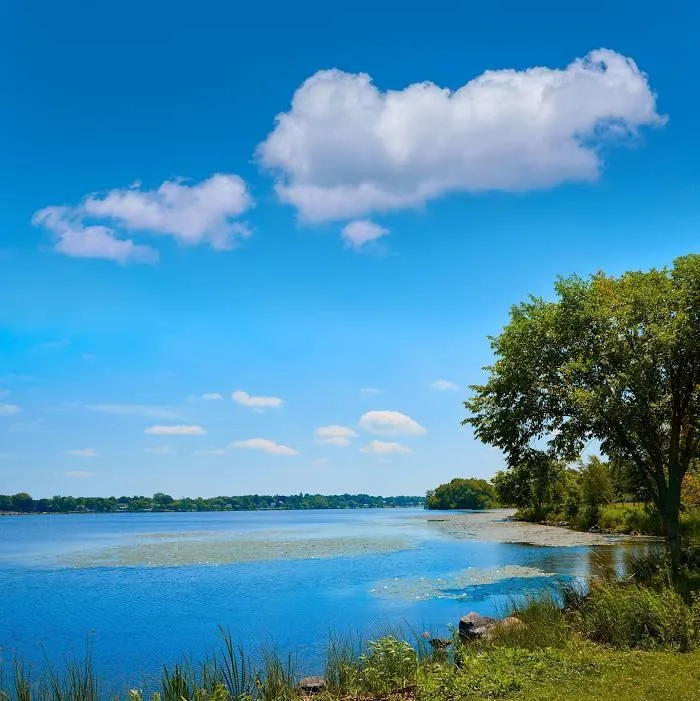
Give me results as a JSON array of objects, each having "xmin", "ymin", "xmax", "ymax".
[
  {"xmin": 465, "ymin": 254, "xmax": 700, "ymax": 568},
  {"xmin": 425, "ymin": 478, "xmax": 496, "ymax": 510}
]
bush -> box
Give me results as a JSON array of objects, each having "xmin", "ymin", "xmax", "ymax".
[
  {"xmin": 572, "ymin": 581, "xmax": 700, "ymax": 651},
  {"xmin": 355, "ymin": 636, "xmax": 418, "ymax": 696},
  {"xmin": 598, "ymin": 503, "xmax": 662, "ymax": 534}
]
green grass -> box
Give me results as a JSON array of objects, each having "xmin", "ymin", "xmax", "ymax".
[{"xmin": 422, "ymin": 643, "xmax": 700, "ymax": 701}]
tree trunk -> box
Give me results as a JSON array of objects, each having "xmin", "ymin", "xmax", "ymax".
[{"xmin": 661, "ymin": 484, "xmax": 683, "ymax": 574}]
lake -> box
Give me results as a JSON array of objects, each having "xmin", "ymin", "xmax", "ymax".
[{"xmin": 0, "ymin": 508, "xmax": 641, "ymax": 690}]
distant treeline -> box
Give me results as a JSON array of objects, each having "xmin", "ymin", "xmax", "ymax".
[{"xmin": 0, "ymin": 492, "xmax": 425, "ymax": 514}]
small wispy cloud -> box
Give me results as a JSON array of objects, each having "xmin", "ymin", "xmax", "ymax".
[
  {"xmin": 431, "ymin": 379, "xmax": 459, "ymax": 391},
  {"xmin": 88, "ymin": 404, "xmax": 183, "ymax": 420},
  {"xmin": 145, "ymin": 425, "xmax": 206, "ymax": 435},
  {"xmin": 315, "ymin": 425, "xmax": 357, "ymax": 447},
  {"xmin": 358, "ymin": 410, "xmax": 426, "ymax": 436},
  {"xmin": 341, "ymin": 220, "xmax": 390, "ymax": 250},
  {"xmin": 361, "ymin": 440, "xmax": 412, "ymax": 455},
  {"xmin": 66, "ymin": 448, "xmax": 98, "ymax": 458},
  {"xmin": 230, "ymin": 438, "xmax": 298, "ymax": 456},
  {"xmin": 0, "ymin": 404, "xmax": 21, "ymax": 416},
  {"xmin": 360, "ymin": 388, "xmax": 383, "ymax": 395},
  {"xmin": 144, "ymin": 446, "xmax": 175, "ymax": 454},
  {"xmin": 64, "ymin": 470, "xmax": 96, "ymax": 478},
  {"xmin": 193, "ymin": 448, "xmax": 229, "ymax": 456},
  {"xmin": 232, "ymin": 390, "xmax": 283, "ymax": 410},
  {"xmin": 201, "ymin": 393, "xmax": 224, "ymax": 401}
]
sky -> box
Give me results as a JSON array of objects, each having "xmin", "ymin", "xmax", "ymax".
[{"xmin": 0, "ymin": 0, "xmax": 698, "ymax": 498}]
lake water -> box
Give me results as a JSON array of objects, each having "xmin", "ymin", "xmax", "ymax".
[{"xmin": 0, "ymin": 508, "xmax": 641, "ymax": 690}]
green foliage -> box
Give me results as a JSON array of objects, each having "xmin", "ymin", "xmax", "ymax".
[
  {"xmin": 492, "ymin": 455, "xmax": 568, "ymax": 519},
  {"xmin": 598, "ymin": 503, "xmax": 663, "ymax": 534},
  {"xmin": 465, "ymin": 255, "xmax": 700, "ymax": 568},
  {"xmin": 355, "ymin": 636, "xmax": 418, "ymax": 696},
  {"xmin": 425, "ymin": 478, "xmax": 496, "ymax": 510},
  {"xmin": 573, "ymin": 582, "xmax": 700, "ymax": 651},
  {"xmin": 420, "ymin": 644, "xmax": 606, "ymax": 701},
  {"xmin": 491, "ymin": 593, "xmax": 570, "ymax": 649}
]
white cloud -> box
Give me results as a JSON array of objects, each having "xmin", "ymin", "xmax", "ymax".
[
  {"xmin": 201, "ymin": 392, "xmax": 224, "ymax": 401},
  {"xmin": 361, "ymin": 440, "xmax": 412, "ymax": 455},
  {"xmin": 360, "ymin": 387, "xmax": 383, "ymax": 395},
  {"xmin": 32, "ymin": 174, "xmax": 253, "ymax": 263},
  {"xmin": 431, "ymin": 379, "xmax": 459, "ymax": 391},
  {"xmin": 358, "ymin": 410, "xmax": 426, "ymax": 435},
  {"xmin": 32, "ymin": 207, "xmax": 159, "ymax": 264},
  {"xmin": 230, "ymin": 438, "xmax": 298, "ymax": 456},
  {"xmin": 232, "ymin": 390, "xmax": 283, "ymax": 409},
  {"xmin": 314, "ymin": 458, "xmax": 330, "ymax": 466},
  {"xmin": 144, "ymin": 425, "xmax": 206, "ymax": 435},
  {"xmin": 64, "ymin": 470, "xmax": 96, "ymax": 478},
  {"xmin": 315, "ymin": 424, "xmax": 357, "ymax": 447},
  {"xmin": 341, "ymin": 220, "xmax": 390, "ymax": 249},
  {"xmin": 66, "ymin": 448, "xmax": 98, "ymax": 458},
  {"xmin": 258, "ymin": 49, "xmax": 664, "ymax": 222},
  {"xmin": 88, "ymin": 404, "xmax": 183, "ymax": 420},
  {"xmin": 144, "ymin": 446, "xmax": 175, "ymax": 454},
  {"xmin": 193, "ymin": 448, "xmax": 229, "ymax": 456},
  {"xmin": 0, "ymin": 404, "xmax": 21, "ymax": 416}
]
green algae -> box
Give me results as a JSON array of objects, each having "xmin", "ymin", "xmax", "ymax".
[{"xmin": 63, "ymin": 534, "xmax": 414, "ymax": 568}]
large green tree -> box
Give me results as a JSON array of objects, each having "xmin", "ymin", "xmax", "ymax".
[{"xmin": 465, "ymin": 255, "xmax": 700, "ymax": 570}]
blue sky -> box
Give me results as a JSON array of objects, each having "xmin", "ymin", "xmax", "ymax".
[{"xmin": 0, "ymin": 0, "xmax": 697, "ymax": 498}]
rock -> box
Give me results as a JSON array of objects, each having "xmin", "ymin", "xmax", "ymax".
[
  {"xmin": 298, "ymin": 677, "xmax": 327, "ymax": 694},
  {"xmin": 459, "ymin": 612, "xmax": 497, "ymax": 640},
  {"xmin": 462, "ymin": 612, "xmax": 497, "ymax": 627}
]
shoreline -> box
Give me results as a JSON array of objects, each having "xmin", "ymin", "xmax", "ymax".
[{"xmin": 422, "ymin": 508, "xmax": 658, "ymax": 546}]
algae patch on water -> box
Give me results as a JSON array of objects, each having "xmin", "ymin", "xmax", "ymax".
[
  {"xmin": 424, "ymin": 509, "xmax": 632, "ymax": 547},
  {"xmin": 62, "ymin": 534, "xmax": 414, "ymax": 568},
  {"xmin": 370, "ymin": 565, "xmax": 555, "ymax": 601}
]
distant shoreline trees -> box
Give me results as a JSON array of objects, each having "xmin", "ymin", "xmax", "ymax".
[
  {"xmin": 0, "ymin": 492, "xmax": 425, "ymax": 514},
  {"xmin": 425, "ymin": 478, "xmax": 497, "ymax": 510}
]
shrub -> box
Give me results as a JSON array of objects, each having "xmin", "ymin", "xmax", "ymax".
[
  {"xmin": 355, "ymin": 636, "xmax": 418, "ymax": 696},
  {"xmin": 573, "ymin": 581, "xmax": 700, "ymax": 651},
  {"xmin": 598, "ymin": 503, "xmax": 662, "ymax": 534}
]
